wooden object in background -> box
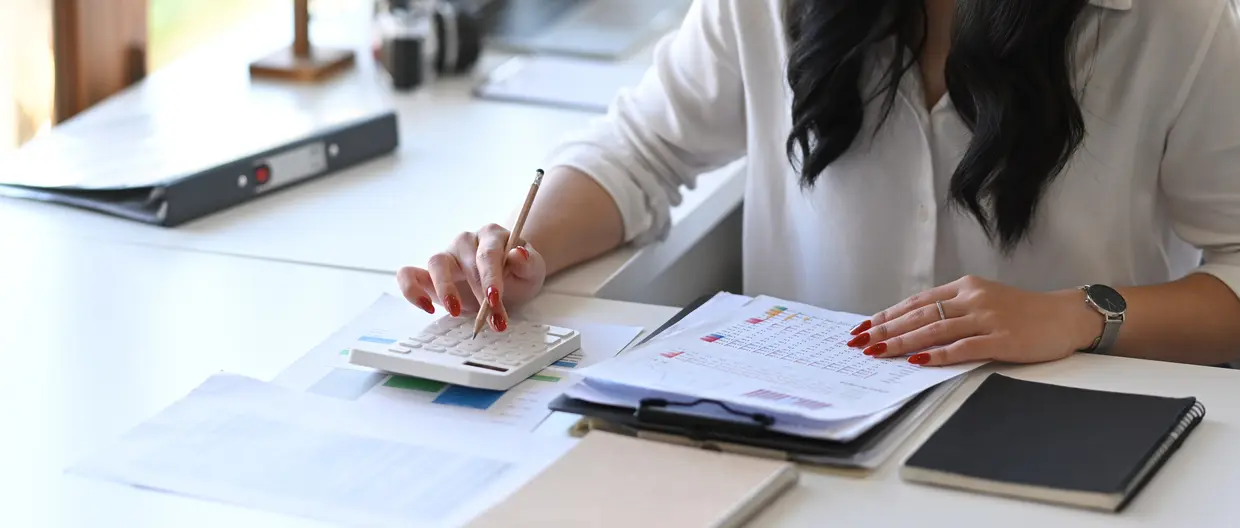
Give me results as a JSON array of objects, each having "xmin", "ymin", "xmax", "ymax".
[
  {"xmin": 52, "ymin": 0, "xmax": 148, "ymax": 123},
  {"xmin": 249, "ymin": 0, "xmax": 355, "ymax": 82}
]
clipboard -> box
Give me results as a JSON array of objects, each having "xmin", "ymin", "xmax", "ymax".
[{"xmin": 548, "ymin": 294, "xmax": 964, "ymax": 469}]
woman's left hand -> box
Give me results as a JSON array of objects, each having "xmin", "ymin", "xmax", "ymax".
[{"xmin": 847, "ymin": 275, "xmax": 1099, "ymax": 366}]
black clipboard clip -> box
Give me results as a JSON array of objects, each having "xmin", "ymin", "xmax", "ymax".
[{"xmin": 635, "ymin": 398, "xmax": 776, "ymax": 436}]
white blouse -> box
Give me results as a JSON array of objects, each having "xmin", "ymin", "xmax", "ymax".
[{"xmin": 546, "ymin": 0, "xmax": 1240, "ymax": 316}]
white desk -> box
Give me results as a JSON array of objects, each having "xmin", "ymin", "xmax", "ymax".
[
  {"xmin": 0, "ymin": 4, "xmax": 745, "ymax": 307},
  {"xmin": 7, "ymin": 232, "xmax": 1240, "ymax": 527},
  {"xmin": 0, "ymin": 229, "xmax": 665, "ymax": 527}
]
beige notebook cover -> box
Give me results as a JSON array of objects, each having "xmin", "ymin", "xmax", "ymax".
[{"xmin": 466, "ymin": 431, "xmax": 799, "ymax": 528}]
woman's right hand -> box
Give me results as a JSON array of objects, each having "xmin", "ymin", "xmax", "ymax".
[{"xmin": 396, "ymin": 223, "xmax": 547, "ymax": 333}]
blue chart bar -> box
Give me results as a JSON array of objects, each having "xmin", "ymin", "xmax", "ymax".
[
  {"xmin": 358, "ymin": 336, "xmax": 396, "ymax": 344},
  {"xmin": 432, "ymin": 386, "xmax": 505, "ymax": 410},
  {"xmin": 307, "ymin": 368, "xmax": 388, "ymax": 401}
]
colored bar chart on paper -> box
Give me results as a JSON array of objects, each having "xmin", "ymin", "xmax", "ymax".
[
  {"xmin": 384, "ymin": 375, "xmax": 447, "ymax": 393},
  {"xmin": 432, "ymin": 386, "xmax": 506, "ymax": 410},
  {"xmin": 551, "ymin": 350, "xmax": 583, "ymax": 368}
]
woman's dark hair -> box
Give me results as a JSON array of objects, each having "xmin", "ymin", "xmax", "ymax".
[{"xmin": 783, "ymin": 0, "xmax": 1091, "ymax": 252}]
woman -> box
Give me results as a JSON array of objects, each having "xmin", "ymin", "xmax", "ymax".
[{"xmin": 398, "ymin": 0, "xmax": 1240, "ymax": 367}]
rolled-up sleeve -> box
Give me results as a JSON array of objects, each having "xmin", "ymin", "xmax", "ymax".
[
  {"xmin": 543, "ymin": 0, "xmax": 748, "ymax": 245},
  {"xmin": 1160, "ymin": 2, "xmax": 1240, "ymax": 297}
]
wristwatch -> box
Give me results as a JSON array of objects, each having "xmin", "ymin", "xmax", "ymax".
[{"xmin": 1078, "ymin": 284, "xmax": 1127, "ymax": 354}]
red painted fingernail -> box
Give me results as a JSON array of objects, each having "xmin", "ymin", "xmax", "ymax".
[
  {"xmin": 863, "ymin": 343, "xmax": 887, "ymax": 356},
  {"xmin": 445, "ymin": 295, "xmax": 461, "ymax": 317},
  {"xmin": 490, "ymin": 313, "xmax": 507, "ymax": 332},
  {"xmin": 909, "ymin": 353, "xmax": 931, "ymax": 365},
  {"xmin": 486, "ymin": 286, "xmax": 501, "ymax": 308},
  {"xmin": 416, "ymin": 297, "xmax": 435, "ymax": 314},
  {"xmin": 847, "ymin": 333, "xmax": 870, "ymax": 347},
  {"xmin": 850, "ymin": 320, "xmax": 872, "ymax": 336},
  {"xmin": 516, "ymin": 246, "xmax": 530, "ymax": 260}
]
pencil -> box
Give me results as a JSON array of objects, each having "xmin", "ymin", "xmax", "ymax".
[{"xmin": 472, "ymin": 169, "xmax": 545, "ymax": 339}]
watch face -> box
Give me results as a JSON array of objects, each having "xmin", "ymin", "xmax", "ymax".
[{"xmin": 1087, "ymin": 285, "xmax": 1127, "ymax": 313}]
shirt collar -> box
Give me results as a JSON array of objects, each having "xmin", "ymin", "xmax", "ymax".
[{"xmin": 1089, "ymin": 0, "xmax": 1132, "ymax": 10}]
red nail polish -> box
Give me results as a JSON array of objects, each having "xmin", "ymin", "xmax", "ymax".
[
  {"xmin": 863, "ymin": 343, "xmax": 887, "ymax": 356},
  {"xmin": 516, "ymin": 246, "xmax": 530, "ymax": 260},
  {"xmin": 909, "ymin": 353, "xmax": 931, "ymax": 365},
  {"xmin": 850, "ymin": 320, "xmax": 872, "ymax": 336},
  {"xmin": 416, "ymin": 297, "xmax": 435, "ymax": 314},
  {"xmin": 847, "ymin": 333, "xmax": 870, "ymax": 348},
  {"xmin": 445, "ymin": 295, "xmax": 461, "ymax": 317},
  {"xmin": 490, "ymin": 313, "xmax": 507, "ymax": 332},
  {"xmin": 486, "ymin": 286, "xmax": 501, "ymax": 308}
]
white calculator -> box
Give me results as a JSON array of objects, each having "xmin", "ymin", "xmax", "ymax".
[{"xmin": 347, "ymin": 315, "xmax": 582, "ymax": 391}]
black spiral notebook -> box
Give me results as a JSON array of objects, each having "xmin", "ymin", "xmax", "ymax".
[{"xmin": 900, "ymin": 374, "xmax": 1205, "ymax": 512}]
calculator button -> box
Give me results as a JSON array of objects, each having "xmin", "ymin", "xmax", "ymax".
[
  {"xmin": 388, "ymin": 347, "xmax": 411, "ymax": 354},
  {"xmin": 461, "ymin": 341, "xmax": 485, "ymax": 352},
  {"xmin": 475, "ymin": 354, "xmax": 498, "ymax": 361},
  {"xmin": 543, "ymin": 335, "xmax": 560, "ymax": 345},
  {"xmin": 411, "ymin": 335, "xmax": 435, "ymax": 343},
  {"xmin": 424, "ymin": 326, "xmax": 450, "ymax": 336},
  {"xmin": 449, "ymin": 348, "xmax": 472, "ymax": 357},
  {"xmin": 447, "ymin": 329, "xmax": 471, "ymax": 339},
  {"xmin": 500, "ymin": 358, "xmax": 522, "ymax": 366},
  {"xmin": 547, "ymin": 326, "xmax": 573, "ymax": 337},
  {"xmin": 435, "ymin": 337, "xmax": 460, "ymax": 347},
  {"xmin": 398, "ymin": 341, "xmax": 419, "ymax": 348},
  {"xmin": 424, "ymin": 344, "xmax": 446, "ymax": 352}
]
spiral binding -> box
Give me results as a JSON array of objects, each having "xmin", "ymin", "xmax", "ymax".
[
  {"xmin": 1169, "ymin": 400, "xmax": 1207, "ymax": 440},
  {"xmin": 1127, "ymin": 400, "xmax": 1205, "ymax": 493}
]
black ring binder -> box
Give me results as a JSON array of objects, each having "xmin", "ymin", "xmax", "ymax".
[{"xmin": 636, "ymin": 398, "xmax": 776, "ymax": 436}]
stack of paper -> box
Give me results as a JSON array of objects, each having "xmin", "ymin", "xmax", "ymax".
[
  {"xmin": 569, "ymin": 293, "xmax": 985, "ymax": 443},
  {"xmin": 67, "ymin": 374, "xmax": 576, "ymax": 528}
]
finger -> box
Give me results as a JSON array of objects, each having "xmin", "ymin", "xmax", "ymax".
[
  {"xmin": 476, "ymin": 223, "xmax": 510, "ymax": 313},
  {"xmin": 426, "ymin": 252, "xmax": 471, "ymax": 316},
  {"xmin": 396, "ymin": 266, "xmax": 437, "ymax": 314},
  {"xmin": 870, "ymin": 315, "xmax": 980, "ymax": 358},
  {"xmin": 861, "ymin": 298, "xmax": 962, "ymax": 348},
  {"xmin": 856, "ymin": 283, "xmax": 959, "ymax": 336},
  {"xmin": 504, "ymin": 244, "xmax": 543, "ymax": 281},
  {"xmin": 907, "ymin": 336, "xmax": 997, "ymax": 366},
  {"xmin": 449, "ymin": 232, "xmax": 487, "ymax": 308}
]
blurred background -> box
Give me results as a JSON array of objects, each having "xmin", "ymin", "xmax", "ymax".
[
  {"xmin": 0, "ymin": 0, "xmax": 680, "ymax": 157},
  {"xmin": 0, "ymin": 0, "xmax": 361, "ymax": 155}
]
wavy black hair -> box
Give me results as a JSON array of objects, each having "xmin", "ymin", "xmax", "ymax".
[{"xmin": 784, "ymin": 0, "xmax": 1092, "ymax": 252}]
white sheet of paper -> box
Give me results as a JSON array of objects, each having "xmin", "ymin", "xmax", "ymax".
[
  {"xmin": 581, "ymin": 295, "xmax": 985, "ymax": 421},
  {"xmin": 67, "ymin": 374, "xmax": 575, "ymax": 528},
  {"xmin": 562, "ymin": 291, "xmax": 913, "ymax": 441},
  {"xmin": 272, "ymin": 293, "xmax": 642, "ymax": 431}
]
